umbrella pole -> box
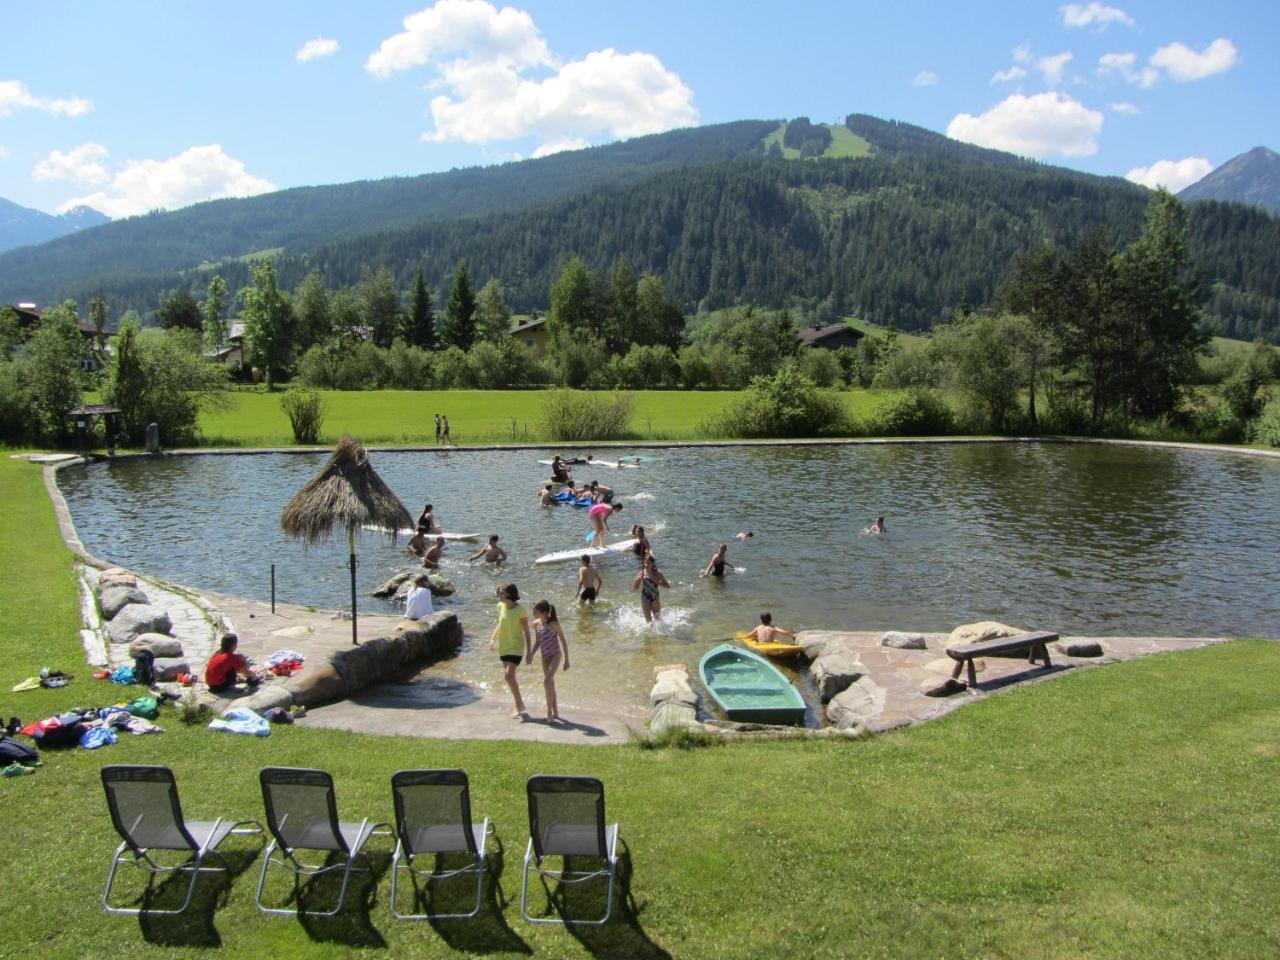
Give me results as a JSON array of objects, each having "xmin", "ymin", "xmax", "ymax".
[{"xmin": 348, "ymin": 525, "xmax": 358, "ymax": 645}]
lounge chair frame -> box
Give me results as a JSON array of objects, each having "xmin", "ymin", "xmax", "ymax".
[
  {"xmin": 101, "ymin": 764, "xmax": 261, "ymax": 916},
  {"xmin": 389, "ymin": 769, "xmax": 492, "ymax": 920},
  {"xmin": 255, "ymin": 767, "xmax": 390, "ymax": 917},
  {"xmin": 520, "ymin": 775, "xmax": 619, "ymax": 926}
]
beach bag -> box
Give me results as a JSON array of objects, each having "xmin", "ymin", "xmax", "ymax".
[
  {"xmin": 33, "ymin": 720, "xmax": 86, "ymax": 749},
  {"xmin": 126, "ymin": 696, "xmax": 160, "ymax": 720},
  {"xmin": 132, "ymin": 650, "xmax": 155, "ymax": 686}
]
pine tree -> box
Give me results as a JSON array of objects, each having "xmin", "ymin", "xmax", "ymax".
[
  {"xmin": 407, "ymin": 267, "xmax": 435, "ymax": 350},
  {"xmin": 442, "ymin": 260, "xmax": 476, "ymax": 350}
]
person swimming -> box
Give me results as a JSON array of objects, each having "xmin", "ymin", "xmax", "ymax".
[
  {"xmin": 735, "ymin": 531, "xmax": 755, "ymax": 541},
  {"xmin": 863, "ymin": 516, "xmax": 885, "ymax": 536},
  {"xmin": 422, "ymin": 536, "xmax": 445, "ymax": 570},
  {"xmin": 469, "ymin": 534, "xmax": 507, "ymax": 564},
  {"xmin": 538, "ymin": 483, "xmax": 557, "ymax": 506}
]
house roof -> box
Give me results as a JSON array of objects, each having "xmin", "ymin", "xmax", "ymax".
[
  {"xmin": 510, "ymin": 316, "xmax": 546, "ymax": 335},
  {"xmin": 796, "ymin": 323, "xmax": 862, "ymax": 346}
]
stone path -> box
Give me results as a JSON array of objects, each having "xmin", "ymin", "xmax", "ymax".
[{"xmin": 82, "ymin": 566, "xmax": 220, "ymax": 672}]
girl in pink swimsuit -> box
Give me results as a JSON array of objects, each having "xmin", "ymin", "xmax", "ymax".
[
  {"xmin": 530, "ymin": 600, "xmax": 570, "ymax": 722},
  {"xmin": 587, "ymin": 501, "xmax": 622, "ymax": 544}
]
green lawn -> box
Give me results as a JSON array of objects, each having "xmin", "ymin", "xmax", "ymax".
[
  {"xmin": 2, "ymin": 455, "xmax": 1279, "ymax": 958},
  {"xmin": 197, "ymin": 388, "xmax": 894, "ymax": 447},
  {"xmin": 761, "ymin": 122, "xmax": 871, "ymax": 160}
]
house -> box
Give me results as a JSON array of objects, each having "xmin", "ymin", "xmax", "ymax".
[
  {"xmin": 510, "ymin": 315, "xmax": 549, "ymax": 352},
  {"xmin": 9, "ymin": 301, "xmax": 112, "ymax": 370},
  {"xmin": 208, "ymin": 319, "xmax": 244, "ymax": 367},
  {"xmin": 796, "ymin": 322, "xmax": 864, "ymax": 351}
]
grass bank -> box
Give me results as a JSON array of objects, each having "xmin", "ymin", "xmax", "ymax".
[
  {"xmin": 197, "ymin": 388, "xmax": 894, "ymax": 447},
  {"xmin": 2, "ymin": 455, "xmax": 1278, "ymax": 958}
]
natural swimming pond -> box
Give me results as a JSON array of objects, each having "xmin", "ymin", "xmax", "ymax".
[{"xmin": 59, "ymin": 442, "xmax": 1280, "ymax": 709}]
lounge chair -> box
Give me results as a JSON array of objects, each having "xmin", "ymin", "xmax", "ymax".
[
  {"xmin": 255, "ymin": 767, "xmax": 391, "ymax": 917},
  {"xmin": 389, "ymin": 769, "xmax": 492, "ymax": 920},
  {"xmin": 100, "ymin": 764, "xmax": 262, "ymax": 916},
  {"xmin": 520, "ymin": 775, "xmax": 619, "ymax": 925}
]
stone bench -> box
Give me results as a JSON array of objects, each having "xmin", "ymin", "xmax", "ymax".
[{"xmin": 947, "ymin": 631, "xmax": 1057, "ymax": 687}]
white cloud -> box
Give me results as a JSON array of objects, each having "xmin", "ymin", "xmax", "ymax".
[
  {"xmin": 56, "ymin": 144, "xmax": 276, "ymax": 218},
  {"xmin": 0, "ymin": 146, "xmax": 9, "ymax": 159},
  {"xmin": 1108, "ymin": 101, "xmax": 1140, "ymax": 114},
  {"xmin": 366, "ymin": 0, "xmax": 551, "ymax": 78},
  {"xmin": 1125, "ymin": 156, "xmax": 1213, "ymax": 192},
  {"xmin": 912, "ymin": 70, "xmax": 939, "ymax": 87},
  {"xmin": 367, "ymin": 1, "xmax": 696, "ymax": 152},
  {"xmin": 531, "ymin": 138, "xmax": 588, "ymax": 159},
  {"xmin": 1061, "ymin": 2, "xmax": 1134, "ymax": 29},
  {"xmin": 0, "ymin": 79, "xmax": 91, "ymax": 118},
  {"xmin": 991, "ymin": 66, "xmax": 1027, "ymax": 84},
  {"xmin": 947, "ymin": 92, "xmax": 1104, "ymax": 159},
  {"xmin": 1013, "ymin": 45, "xmax": 1032, "ymax": 65},
  {"xmin": 1098, "ymin": 51, "xmax": 1158, "ymax": 88},
  {"xmin": 32, "ymin": 141, "xmax": 110, "ymax": 183},
  {"xmin": 296, "ymin": 38, "xmax": 340, "ymax": 62},
  {"xmin": 1037, "ymin": 51, "xmax": 1074, "ymax": 86},
  {"xmin": 1150, "ymin": 38, "xmax": 1239, "ymax": 82}
]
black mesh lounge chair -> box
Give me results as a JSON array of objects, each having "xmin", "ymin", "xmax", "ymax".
[
  {"xmin": 389, "ymin": 769, "xmax": 492, "ymax": 920},
  {"xmin": 520, "ymin": 775, "xmax": 619, "ymax": 925},
  {"xmin": 255, "ymin": 767, "xmax": 391, "ymax": 917},
  {"xmin": 101, "ymin": 764, "xmax": 262, "ymax": 916}
]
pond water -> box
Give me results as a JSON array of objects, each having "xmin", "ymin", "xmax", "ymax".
[{"xmin": 59, "ymin": 443, "xmax": 1280, "ymax": 711}]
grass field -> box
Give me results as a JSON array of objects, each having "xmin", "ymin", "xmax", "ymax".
[
  {"xmin": 2, "ymin": 454, "xmax": 1278, "ymax": 958},
  {"xmin": 197, "ymin": 388, "xmax": 896, "ymax": 447},
  {"xmin": 761, "ymin": 122, "xmax": 871, "ymax": 160}
]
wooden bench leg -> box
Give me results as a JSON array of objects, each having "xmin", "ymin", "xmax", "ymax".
[
  {"xmin": 1039, "ymin": 644, "xmax": 1052, "ymax": 668},
  {"xmin": 950, "ymin": 659, "xmax": 963, "ymax": 680},
  {"xmin": 966, "ymin": 658, "xmax": 977, "ymax": 687}
]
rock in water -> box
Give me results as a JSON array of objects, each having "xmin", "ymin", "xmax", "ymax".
[
  {"xmin": 882, "ymin": 631, "xmax": 926, "ymax": 650},
  {"xmin": 371, "ymin": 572, "xmax": 414, "ymax": 599},
  {"xmin": 100, "ymin": 585, "xmax": 149, "ymax": 619},
  {"xmin": 372, "ymin": 570, "xmax": 456, "ymax": 601},
  {"xmin": 106, "ymin": 604, "xmax": 173, "ymax": 645}
]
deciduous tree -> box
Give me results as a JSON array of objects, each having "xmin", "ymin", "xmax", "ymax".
[{"xmin": 240, "ymin": 259, "xmax": 293, "ymax": 390}]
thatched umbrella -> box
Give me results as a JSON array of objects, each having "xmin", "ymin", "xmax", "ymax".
[{"xmin": 281, "ymin": 436, "xmax": 413, "ymax": 644}]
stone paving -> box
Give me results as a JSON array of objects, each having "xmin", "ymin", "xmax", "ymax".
[{"xmin": 81, "ymin": 565, "xmax": 220, "ymax": 672}]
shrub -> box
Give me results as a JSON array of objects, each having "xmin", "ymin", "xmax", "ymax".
[
  {"xmin": 612, "ymin": 344, "xmax": 680, "ymax": 389},
  {"xmin": 867, "ymin": 387, "xmax": 954, "ymax": 436},
  {"xmin": 297, "ymin": 339, "xmax": 388, "ymax": 390},
  {"xmin": 872, "ymin": 343, "xmax": 942, "ymax": 389},
  {"xmin": 432, "ymin": 345, "xmax": 469, "ymax": 388},
  {"xmin": 540, "ymin": 390, "xmax": 635, "ymax": 441},
  {"xmin": 465, "ymin": 337, "xmax": 527, "ymax": 388},
  {"xmin": 553, "ymin": 335, "xmax": 609, "ymax": 388},
  {"xmin": 1251, "ymin": 397, "xmax": 1280, "ymax": 447},
  {"xmin": 796, "ymin": 348, "xmax": 842, "ymax": 387},
  {"xmin": 0, "ymin": 359, "xmax": 32, "ymax": 445},
  {"xmin": 385, "ymin": 339, "xmax": 434, "ymax": 389},
  {"xmin": 1191, "ymin": 399, "xmax": 1245, "ymax": 443},
  {"xmin": 701, "ymin": 366, "xmax": 851, "ymax": 438},
  {"xmin": 279, "ymin": 388, "xmax": 327, "ymax": 444}
]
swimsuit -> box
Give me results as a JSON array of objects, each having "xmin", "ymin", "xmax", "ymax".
[
  {"xmin": 580, "ymin": 586, "xmax": 597, "ymax": 602},
  {"xmin": 710, "ymin": 559, "xmax": 725, "ymax": 577},
  {"xmin": 588, "ymin": 503, "xmax": 611, "ymax": 519},
  {"xmin": 535, "ymin": 621, "xmax": 561, "ymax": 659},
  {"xmin": 640, "ymin": 575, "xmax": 660, "ymax": 604}
]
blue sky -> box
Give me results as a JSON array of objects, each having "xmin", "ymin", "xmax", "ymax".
[{"xmin": 2, "ymin": 1, "xmax": 1275, "ymax": 216}]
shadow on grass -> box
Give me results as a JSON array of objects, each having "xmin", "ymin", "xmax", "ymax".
[
  {"xmin": 136, "ymin": 846, "xmax": 260, "ymax": 947},
  {"xmin": 525, "ymin": 842, "xmax": 671, "ymax": 960},
  {"xmin": 253, "ymin": 848, "xmax": 391, "ymax": 947},
  {"xmin": 420, "ymin": 837, "xmax": 531, "ymax": 955}
]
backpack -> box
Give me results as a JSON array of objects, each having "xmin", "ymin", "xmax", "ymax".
[
  {"xmin": 0, "ymin": 735, "xmax": 38, "ymax": 765},
  {"xmin": 133, "ymin": 649, "xmax": 155, "ymax": 686},
  {"xmin": 32, "ymin": 721, "xmax": 85, "ymax": 749}
]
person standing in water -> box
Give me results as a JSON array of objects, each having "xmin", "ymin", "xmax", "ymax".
[
  {"xmin": 702, "ymin": 543, "xmax": 733, "ymax": 578},
  {"xmin": 631, "ymin": 554, "xmax": 670, "ymax": 623},
  {"xmin": 407, "ymin": 523, "xmax": 431, "ymax": 557},
  {"xmin": 530, "ymin": 600, "xmax": 570, "ymax": 723},
  {"xmin": 538, "ymin": 483, "xmax": 558, "ymax": 507},
  {"xmin": 442, "ymin": 415, "xmax": 452, "ymax": 445},
  {"xmin": 421, "ymin": 536, "xmax": 445, "ymax": 570},
  {"xmin": 469, "ymin": 534, "xmax": 507, "ymax": 564},
  {"xmin": 488, "ymin": 583, "xmax": 531, "ymax": 719},
  {"xmin": 587, "ymin": 501, "xmax": 622, "ymax": 544},
  {"xmin": 577, "ymin": 555, "xmax": 602, "ymax": 604},
  {"xmin": 629, "ymin": 525, "xmax": 651, "ymax": 561}
]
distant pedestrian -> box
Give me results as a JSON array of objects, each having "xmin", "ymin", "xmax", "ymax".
[
  {"xmin": 434, "ymin": 413, "xmax": 442, "ymax": 445},
  {"xmin": 442, "ymin": 415, "xmax": 452, "ymax": 445}
]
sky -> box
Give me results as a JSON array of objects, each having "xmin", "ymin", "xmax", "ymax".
[{"xmin": 2, "ymin": 0, "xmax": 1276, "ymax": 217}]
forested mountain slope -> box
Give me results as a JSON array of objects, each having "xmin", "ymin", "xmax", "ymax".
[{"xmin": 0, "ymin": 120, "xmax": 775, "ymax": 301}]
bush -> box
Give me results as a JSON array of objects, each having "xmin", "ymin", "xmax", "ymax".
[
  {"xmin": 701, "ymin": 367, "xmax": 851, "ymax": 438},
  {"xmin": 553, "ymin": 335, "xmax": 609, "ymax": 388},
  {"xmin": 611, "ymin": 344, "xmax": 680, "ymax": 389},
  {"xmin": 297, "ymin": 339, "xmax": 388, "ymax": 390},
  {"xmin": 796, "ymin": 349, "xmax": 842, "ymax": 387},
  {"xmin": 1251, "ymin": 397, "xmax": 1280, "ymax": 447},
  {"xmin": 867, "ymin": 387, "xmax": 955, "ymax": 436},
  {"xmin": 1191, "ymin": 399, "xmax": 1245, "ymax": 443},
  {"xmin": 872, "ymin": 343, "xmax": 942, "ymax": 389},
  {"xmin": 279, "ymin": 388, "xmax": 327, "ymax": 444},
  {"xmin": 385, "ymin": 339, "xmax": 434, "ymax": 389},
  {"xmin": 432, "ymin": 345, "xmax": 469, "ymax": 388},
  {"xmin": 540, "ymin": 390, "xmax": 635, "ymax": 441},
  {"xmin": 0, "ymin": 359, "xmax": 32, "ymax": 445},
  {"xmin": 465, "ymin": 337, "xmax": 528, "ymax": 388}
]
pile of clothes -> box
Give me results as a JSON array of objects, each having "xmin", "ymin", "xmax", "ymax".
[
  {"xmin": 10, "ymin": 668, "xmax": 74, "ymax": 692},
  {"xmin": 18, "ymin": 699, "xmax": 165, "ymax": 752},
  {"xmin": 264, "ymin": 649, "xmax": 307, "ymax": 678}
]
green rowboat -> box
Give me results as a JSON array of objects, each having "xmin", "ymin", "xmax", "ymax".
[{"xmin": 698, "ymin": 643, "xmax": 807, "ymax": 725}]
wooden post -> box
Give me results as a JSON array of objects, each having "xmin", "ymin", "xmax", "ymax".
[{"xmin": 348, "ymin": 525, "xmax": 358, "ymax": 645}]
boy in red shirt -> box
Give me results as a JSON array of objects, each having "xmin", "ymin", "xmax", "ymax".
[{"xmin": 204, "ymin": 634, "xmax": 260, "ymax": 692}]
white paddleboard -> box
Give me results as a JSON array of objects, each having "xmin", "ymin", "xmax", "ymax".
[
  {"xmin": 360, "ymin": 525, "xmax": 479, "ymax": 542},
  {"xmin": 534, "ymin": 538, "xmax": 639, "ymax": 565}
]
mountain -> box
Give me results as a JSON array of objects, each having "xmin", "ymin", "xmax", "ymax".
[
  {"xmin": 0, "ymin": 198, "xmax": 109, "ymax": 254},
  {"xmin": 2, "ymin": 115, "xmax": 1278, "ymax": 341},
  {"xmin": 1180, "ymin": 147, "xmax": 1280, "ymax": 215}
]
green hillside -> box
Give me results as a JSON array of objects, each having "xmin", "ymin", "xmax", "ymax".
[{"xmin": 762, "ymin": 121, "xmax": 871, "ymax": 159}]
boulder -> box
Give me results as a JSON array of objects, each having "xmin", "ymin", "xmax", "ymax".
[
  {"xmin": 98, "ymin": 568, "xmax": 138, "ymax": 588},
  {"xmin": 331, "ymin": 645, "xmax": 379, "ymax": 691},
  {"xmin": 810, "ymin": 652, "xmax": 864, "ymax": 703},
  {"xmin": 106, "ymin": 604, "xmax": 172, "ymax": 645},
  {"xmin": 372, "ymin": 570, "xmax": 456, "ymax": 602},
  {"xmin": 285, "ymin": 662, "xmax": 345, "ymax": 706},
  {"xmin": 395, "ymin": 612, "xmax": 463, "ymax": 661},
  {"xmin": 651, "ymin": 667, "xmax": 698, "ymax": 707},
  {"xmin": 129, "ymin": 634, "xmax": 184, "ymax": 659},
  {"xmin": 151, "ymin": 657, "xmax": 191, "ymax": 682},
  {"xmin": 920, "ymin": 677, "xmax": 967, "ymax": 698},
  {"xmin": 650, "ymin": 700, "xmax": 700, "ymax": 735},
  {"xmin": 236, "ymin": 685, "xmax": 294, "ymax": 716},
  {"xmin": 826, "ymin": 677, "xmax": 886, "ymax": 731},
  {"xmin": 795, "ymin": 630, "xmax": 857, "ymax": 661},
  {"xmin": 100, "ymin": 585, "xmax": 149, "ymax": 619},
  {"xmin": 882, "ymin": 631, "xmax": 926, "ymax": 650},
  {"xmin": 1057, "ymin": 639, "xmax": 1104, "ymax": 658},
  {"xmin": 947, "ymin": 621, "xmax": 1029, "ymax": 656},
  {"xmin": 371, "ymin": 571, "xmax": 414, "ymax": 599}
]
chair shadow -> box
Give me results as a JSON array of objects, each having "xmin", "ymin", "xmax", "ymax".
[
  {"xmin": 529, "ymin": 843, "xmax": 672, "ymax": 960},
  {"xmin": 421, "ymin": 837, "xmax": 532, "ymax": 955},
  {"xmin": 137, "ymin": 845, "xmax": 261, "ymax": 947},
  {"xmin": 522, "ymin": 716, "xmax": 609, "ymax": 738},
  {"xmin": 273, "ymin": 850, "xmax": 390, "ymax": 947}
]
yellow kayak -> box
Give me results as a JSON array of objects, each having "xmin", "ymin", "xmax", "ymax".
[{"xmin": 734, "ymin": 631, "xmax": 805, "ymax": 658}]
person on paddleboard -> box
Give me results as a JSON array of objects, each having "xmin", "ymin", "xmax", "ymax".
[
  {"xmin": 550, "ymin": 455, "xmax": 572, "ymax": 483},
  {"xmin": 417, "ymin": 503, "xmax": 442, "ymax": 534},
  {"xmin": 587, "ymin": 501, "xmax": 622, "ymax": 544},
  {"xmin": 746, "ymin": 612, "xmax": 796, "ymax": 645}
]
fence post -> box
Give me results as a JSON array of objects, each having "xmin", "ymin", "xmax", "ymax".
[{"xmin": 270, "ymin": 563, "xmax": 276, "ymax": 613}]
